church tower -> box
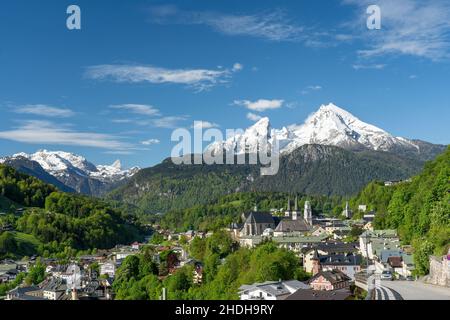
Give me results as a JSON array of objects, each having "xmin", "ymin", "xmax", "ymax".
[
  {"xmin": 343, "ymin": 201, "xmax": 352, "ymax": 219},
  {"xmin": 285, "ymin": 197, "xmax": 291, "ymax": 217},
  {"xmin": 311, "ymin": 249, "xmax": 321, "ymax": 276},
  {"xmin": 292, "ymin": 195, "xmax": 299, "ymax": 221},
  {"xmin": 304, "ymin": 201, "xmax": 313, "ymax": 226}
]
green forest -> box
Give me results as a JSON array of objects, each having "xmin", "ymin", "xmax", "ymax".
[
  {"xmin": 113, "ymin": 231, "xmax": 309, "ymax": 300},
  {"xmin": 0, "ymin": 165, "xmax": 145, "ymax": 260},
  {"xmin": 350, "ymin": 146, "xmax": 450, "ymax": 274}
]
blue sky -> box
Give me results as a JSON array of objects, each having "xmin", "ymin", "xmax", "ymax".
[{"xmin": 1, "ymin": 0, "xmax": 449, "ymax": 168}]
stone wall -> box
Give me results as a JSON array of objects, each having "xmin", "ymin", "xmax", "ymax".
[{"xmin": 427, "ymin": 254, "xmax": 450, "ymax": 287}]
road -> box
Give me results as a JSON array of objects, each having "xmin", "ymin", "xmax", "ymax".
[
  {"xmin": 382, "ymin": 280, "xmax": 450, "ymax": 300},
  {"xmin": 374, "ymin": 279, "xmax": 403, "ymax": 300}
]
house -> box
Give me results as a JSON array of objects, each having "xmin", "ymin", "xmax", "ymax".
[
  {"xmin": 286, "ymin": 288, "xmax": 351, "ymax": 300},
  {"xmin": 359, "ymin": 230, "xmax": 399, "ymax": 259},
  {"xmin": 239, "ymin": 280, "xmax": 309, "ymax": 300},
  {"xmin": 358, "ymin": 205, "xmax": 368, "ymax": 213},
  {"xmin": 131, "ymin": 242, "xmax": 141, "ymax": 250},
  {"xmin": 317, "ymin": 254, "xmax": 362, "ymax": 280},
  {"xmin": 311, "ymin": 226, "xmax": 328, "ymax": 237},
  {"xmin": 308, "ymin": 269, "xmax": 351, "ymax": 291},
  {"xmin": 240, "ymin": 212, "xmax": 276, "ymax": 237},
  {"xmin": 6, "ymin": 286, "xmax": 45, "ymax": 300},
  {"xmin": 99, "ymin": 261, "xmax": 116, "ymax": 278},
  {"xmin": 302, "ymin": 242, "xmax": 359, "ymax": 271},
  {"xmin": 193, "ymin": 262, "xmax": 203, "ymax": 284},
  {"xmin": 42, "ymin": 278, "xmax": 68, "ymax": 300}
]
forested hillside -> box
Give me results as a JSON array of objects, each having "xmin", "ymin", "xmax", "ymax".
[
  {"xmin": 351, "ymin": 146, "xmax": 450, "ymax": 274},
  {"xmin": 0, "ymin": 164, "xmax": 144, "ymax": 259},
  {"xmin": 109, "ymin": 145, "xmax": 425, "ymax": 213}
]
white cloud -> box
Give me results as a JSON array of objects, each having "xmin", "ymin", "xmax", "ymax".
[
  {"xmin": 409, "ymin": 74, "xmax": 418, "ymax": 79},
  {"xmin": 151, "ymin": 116, "xmax": 189, "ymax": 129},
  {"xmin": 150, "ymin": 7, "xmax": 304, "ymax": 42},
  {"xmin": 232, "ymin": 63, "xmax": 243, "ymax": 72},
  {"xmin": 0, "ymin": 120, "xmax": 132, "ymax": 151},
  {"xmin": 110, "ymin": 104, "xmax": 160, "ymax": 116},
  {"xmin": 14, "ymin": 104, "xmax": 75, "ymax": 118},
  {"xmin": 246, "ymin": 112, "xmax": 263, "ymax": 121},
  {"xmin": 233, "ymin": 99, "xmax": 284, "ymax": 112},
  {"xmin": 344, "ymin": 0, "xmax": 450, "ymax": 61},
  {"xmin": 352, "ymin": 64, "xmax": 386, "ymax": 70},
  {"xmin": 301, "ymin": 85, "xmax": 323, "ymax": 95},
  {"xmin": 191, "ymin": 121, "xmax": 220, "ymax": 129},
  {"xmin": 85, "ymin": 64, "xmax": 236, "ymax": 91},
  {"xmin": 141, "ymin": 139, "xmax": 160, "ymax": 146}
]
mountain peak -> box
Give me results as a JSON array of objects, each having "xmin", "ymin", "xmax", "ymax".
[
  {"xmin": 112, "ymin": 160, "xmax": 122, "ymax": 170},
  {"xmin": 207, "ymin": 102, "xmax": 422, "ymax": 156}
]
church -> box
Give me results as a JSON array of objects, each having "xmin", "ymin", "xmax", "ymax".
[{"xmin": 274, "ymin": 197, "xmax": 313, "ymax": 237}]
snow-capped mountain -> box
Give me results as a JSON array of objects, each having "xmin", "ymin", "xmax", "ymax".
[
  {"xmin": 0, "ymin": 150, "xmax": 140, "ymax": 195},
  {"xmin": 207, "ymin": 103, "xmax": 422, "ymax": 156}
]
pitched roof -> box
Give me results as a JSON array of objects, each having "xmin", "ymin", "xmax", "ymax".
[
  {"xmin": 287, "ymin": 289, "xmax": 351, "ymax": 301},
  {"xmin": 319, "ymin": 254, "xmax": 362, "ymax": 266},
  {"xmin": 309, "ymin": 269, "xmax": 351, "ymax": 285},
  {"xmin": 387, "ymin": 256, "xmax": 403, "ymax": 268},
  {"xmin": 245, "ymin": 212, "xmax": 275, "ymax": 225},
  {"xmin": 275, "ymin": 218, "xmax": 311, "ymax": 233},
  {"xmin": 239, "ymin": 280, "xmax": 309, "ymax": 298}
]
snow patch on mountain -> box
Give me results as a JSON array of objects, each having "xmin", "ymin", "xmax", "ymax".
[
  {"xmin": 207, "ymin": 103, "xmax": 420, "ymax": 155},
  {"xmin": 2, "ymin": 150, "xmax": 140, "ymax": 182}
]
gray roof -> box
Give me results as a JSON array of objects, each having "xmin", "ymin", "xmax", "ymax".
[
  {"xmin": 245, "ymin": 212, "xmax": 275, "ymax": 225},
  {"xmin": 319, "ymin": 254, "xmax": 362, "ymax": 266},
  {"xmin": 239, "ymin": 280, "xmax": 309, "ymax": 297},
  {"xmin": 287, "ymin": 289, "xmax": 351, "ymax": 300},
  {"xmin": 275, "ymin": 218, "xmax": 311, "ymax": 233},
  {"xmin": 309, "ymin": 270, "xmax": 351, "ymax": 285},
  {"xmin": 380, "ymin": 250, "xmax": 402, "ymax": 263}
]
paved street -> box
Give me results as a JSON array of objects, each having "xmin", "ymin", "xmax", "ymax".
[
  {"xmin": 380, "ymin": 280, "xmax": 450, "ymax": 300},
  {"xmin": 374, "ymin": 279, "xmax": 403, "ymax": 300}
]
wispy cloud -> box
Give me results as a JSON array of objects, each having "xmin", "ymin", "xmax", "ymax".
[
  {"xmin": 14, "ymin": 104, "xmax": 75, "ymax": 118},
  {"xmin": 191, "ymin": 121, "xmax": 220, "ymax": 129},
  {"xmin": 151, "ymin": 116, "xmax": 189, "ymax": 129},
  {"xmin": 149, "ymin": 6, "xmax": 304, "ymax": 42},
  {"xmin": 352, "ymin": 64, "xmax": 386, "ymax": 70},
  {"xmin": 233, "ymin": 99, "xmax": 284, "ymax": 112},
  {"xmin": 141, "ymin": 138, "xmax": 160, "ymax": 146},
  {"xmin": 301, "ymin": 85, "xmax": 323, "ymax": 95},
  {"xmin": 85, "ymin": 64, "xmax": 241, "ymax": 91},
  {"xmin": 0, "ymin": 120, "xmax": 132, "ymax": 151},
  {"xmin": 110, "ymin": 104, "xmax": 160, "ymax": 116},
  {"xmin": 344, "ymin": 0, "xmax": 450, "ymax": 61},
  {"xmin": 247, "ymin": 112, "xmax": 263, "ymax": 121}
]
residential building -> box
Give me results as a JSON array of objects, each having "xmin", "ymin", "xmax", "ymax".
[
  {"xmin": 286, "ymin": 288, "xmax": 351, "ymax": 300},
  {"xmin": 308, "ymin": 270, "xmax": 351, "ymax": 291},
  {"xmin": 239, "ymin": 280, "xmax": 309, "ymax": 300},
  {"xmin": 99, "ymin": 261, "xmax": 116, "ymax": 278}
]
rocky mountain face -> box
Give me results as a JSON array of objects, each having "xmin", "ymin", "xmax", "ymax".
[
  {"xmin": 0, "ymin": 150, "xmax": 140, "ymax": 196},
  {"xmin": 109, "ymin": 103, "xmax": 446, "ymax": 213},
  {"xmin": 207, "ymin": 103, "xmax": 439, "ymax": 160}
]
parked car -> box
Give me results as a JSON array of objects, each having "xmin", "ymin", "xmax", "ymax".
[
  {"xmin": 405, "ymin": 276, "xmax": 414, "ymax": 281},
  {"xmin": 381, "ymin": 271, "xmax": 393, "ymax": 281}
]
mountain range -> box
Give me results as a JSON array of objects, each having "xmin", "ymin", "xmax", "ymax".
[
  {"xmin": 0, "ymin": 150, "xmax": 140, "ymax": 195},
  {"xmin": 207, "ymin": 103, "xmax": 440, "ymax": 161},
  {"xmin": 0, "ymin": 103, "xmax": 446, "ymax": 210},
  {"xmin": 109, "ymin": 103, "xmax": 446, "ymax": 212}
]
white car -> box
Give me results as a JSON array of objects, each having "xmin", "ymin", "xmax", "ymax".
[{"xmin": 381, "ymin": 271, "xmax": 393, "ymax": 281}]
